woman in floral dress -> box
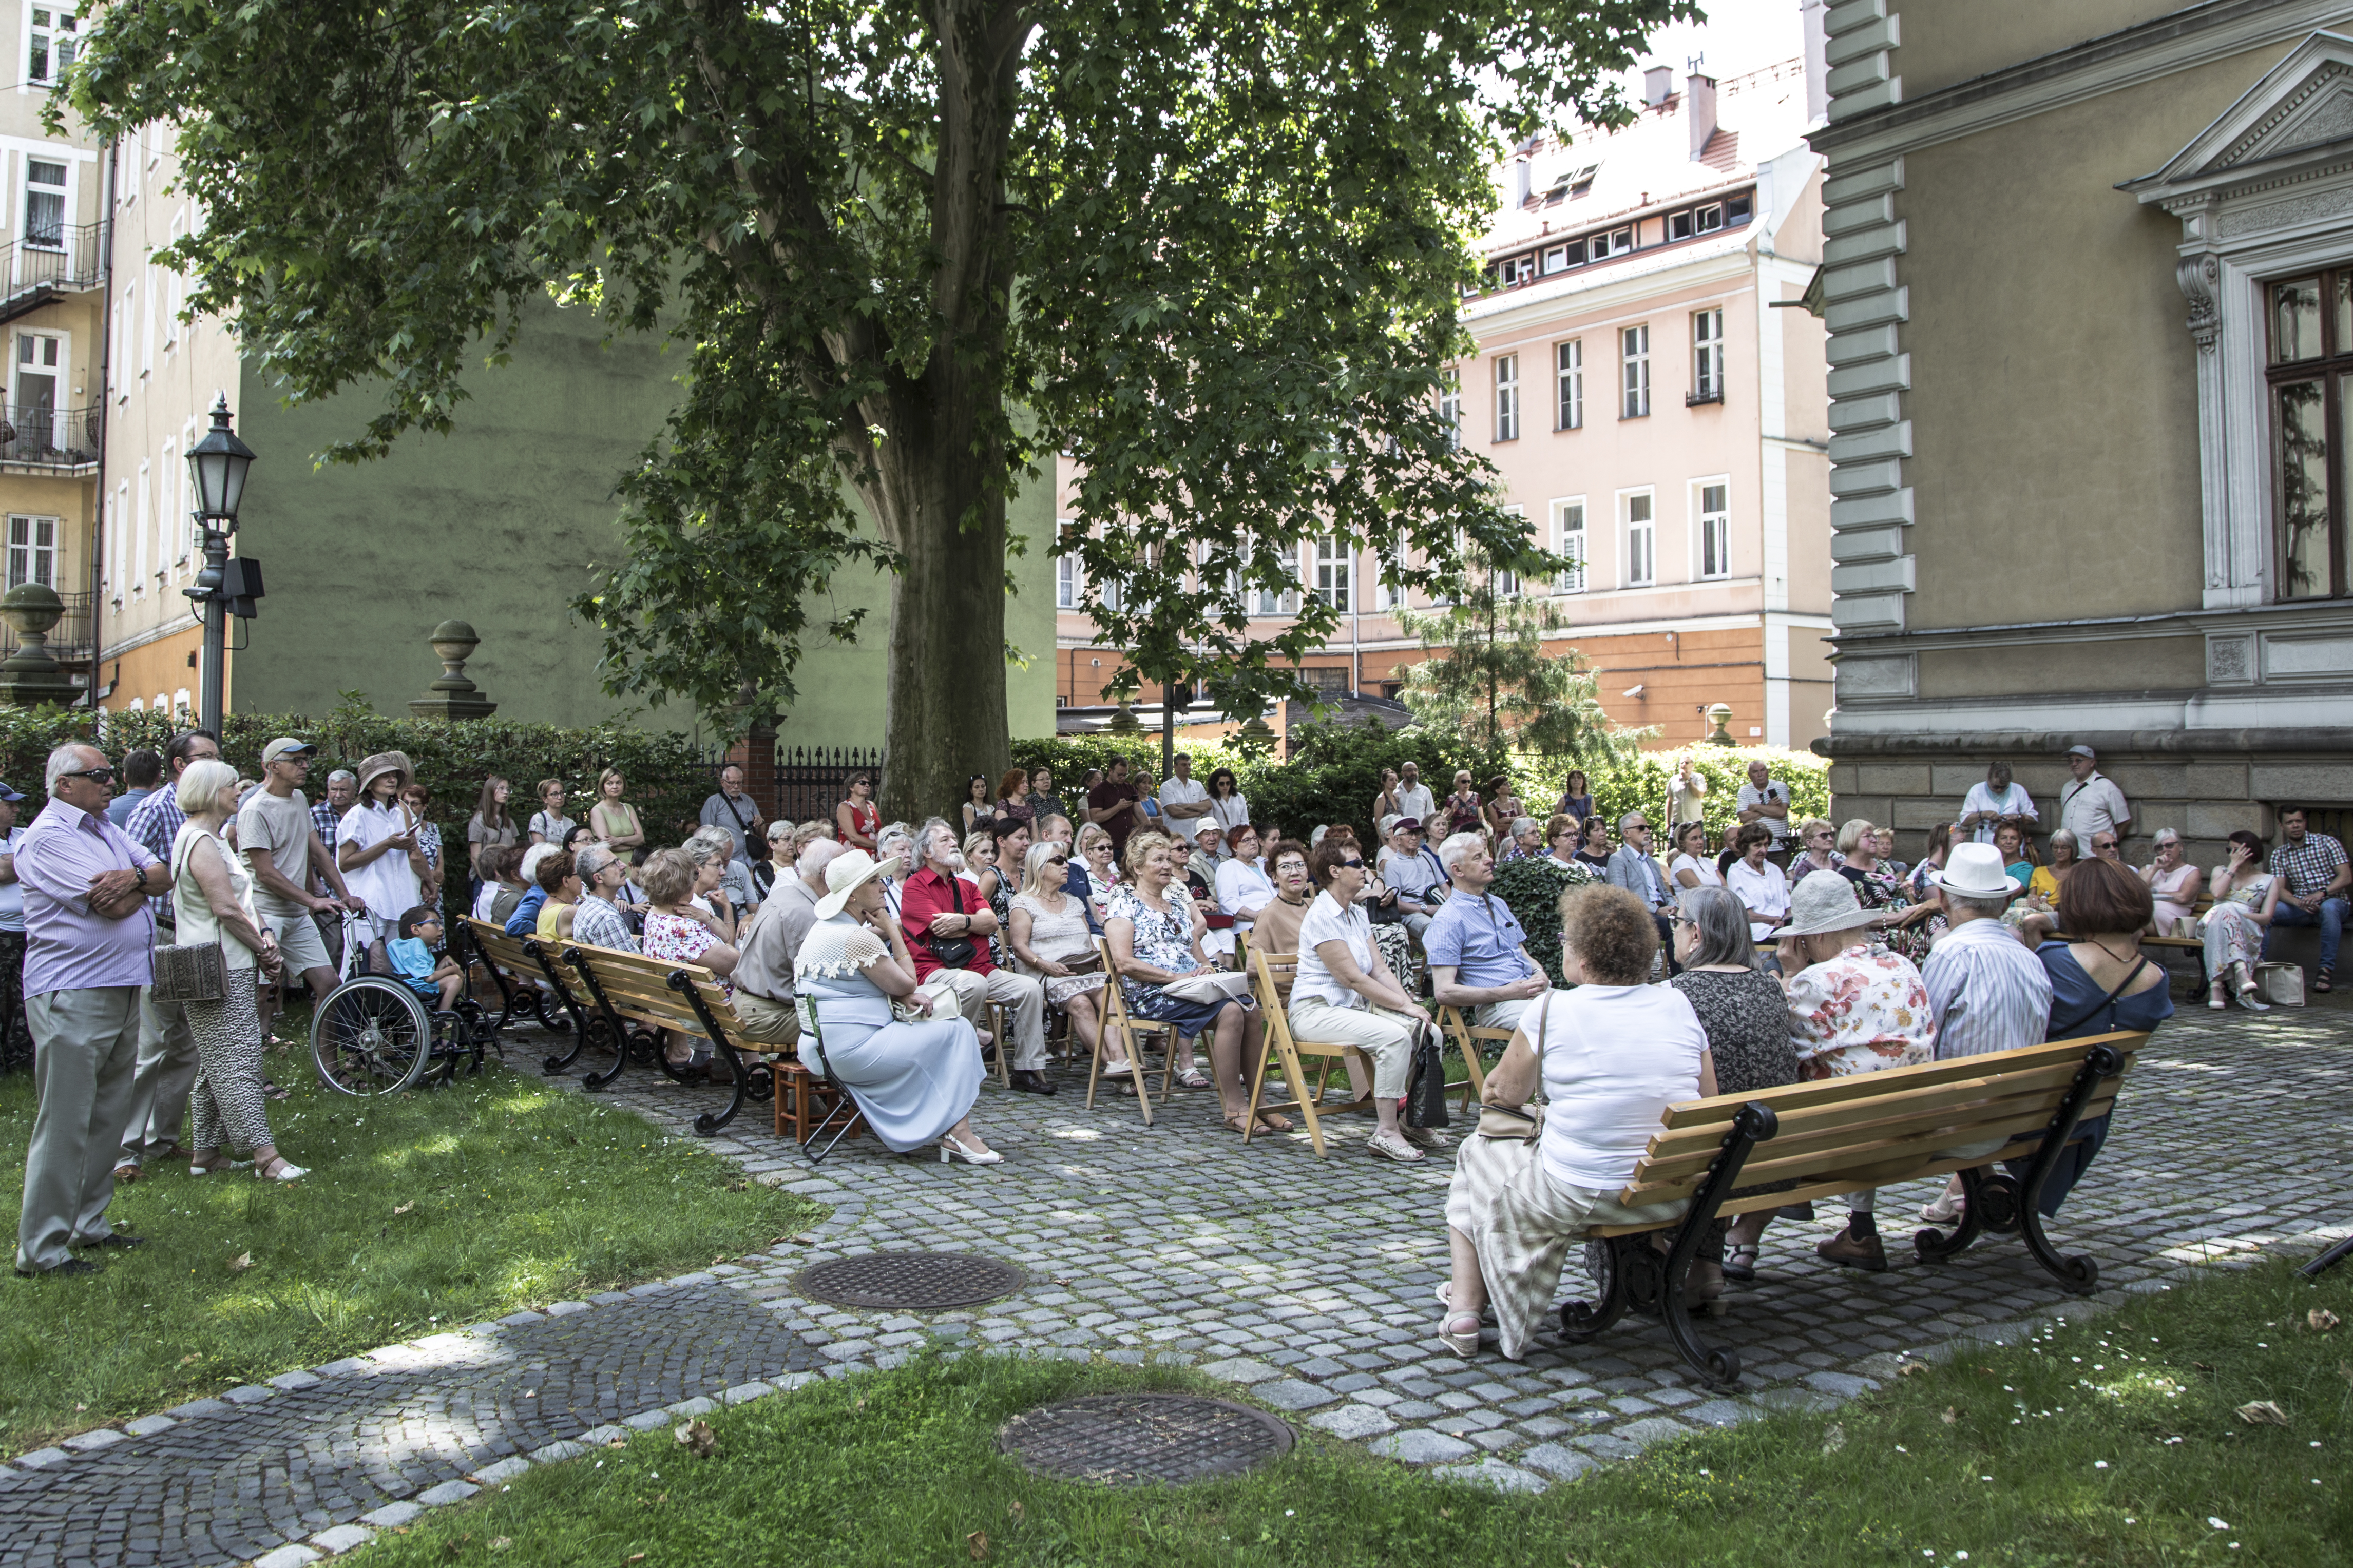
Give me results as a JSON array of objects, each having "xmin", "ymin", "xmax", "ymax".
[
  {"xmin": 1835, "ymin": 818, "xmax": 1943, "ymax": 963},
  {"xmin": 2199, "ymin": 830, "xmax": 2282, "ymax": 1010},
  {"xmin": 638, "ymin": 847, "xmax": 739, "ymax": 1073},
  {"xmin": 1778, "ymin": 868, "xmax": 1936, "ymax": 1272}
]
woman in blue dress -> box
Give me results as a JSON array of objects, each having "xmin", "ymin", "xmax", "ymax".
[
  {"xmin": 794, "ymin": 849, "xmax": 1000, "ymax": 1165},
  {"xmin": 2014, "ymin": 858, "xmax": 2172, "ymax": 1214}
]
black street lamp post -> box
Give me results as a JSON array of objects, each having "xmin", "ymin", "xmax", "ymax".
[{"xmin": 182, "ymin": 392, "xmax": 256, "ymax": 735}]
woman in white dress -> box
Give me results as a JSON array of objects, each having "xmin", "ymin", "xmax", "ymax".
[
  {"xmin": 1007, "ymin": 840, "xmax": 1125, "ymax": 1073},
  {"xmin": 2200, "ymin": 830, "xmax": 2281, "ymax": 1011},
  {"xmin": 2139, "ymin": 827, "xmax": 2204, "ymax": 936},
  {"xmin": 336, "ymin": 751, "xmax": 428, "ymax": 975},
  {"xmin": 1205, "ymin": 767, "xmax": 1251, "ymax": 852},
  {"xmin": 1668, "ymin": 822, "xmax": 1724, "ymax": 891},
  {"xmin": 1724, "ymin": 824, "xmax": 1790, "ymax": 944}
]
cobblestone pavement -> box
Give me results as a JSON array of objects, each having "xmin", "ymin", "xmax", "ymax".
[{"xmin": 4, "ymin": 1004, "xmax": 2345, "ymax": 1564}]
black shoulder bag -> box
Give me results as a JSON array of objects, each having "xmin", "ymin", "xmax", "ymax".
[{"xmin": 926, "ymin": 873, "xmax": 980, "ymax": 970}]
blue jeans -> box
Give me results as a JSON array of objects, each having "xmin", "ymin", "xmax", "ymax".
[{"xmin": 2266, "ymin": 895, "xmax": 2346, "ymax": 973}]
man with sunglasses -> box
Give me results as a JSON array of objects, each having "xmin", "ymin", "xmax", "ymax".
[
  {"xmin": 117, "ymin": 728, "xmax": 220, "ymax": 1178},
  {"xmin": 1604, "ymin": 810, "xmax": 1679, "ymax": 974},
  {"xmin": 15, "ymin": 744, "xmax": 172, "ymax": 1276}
]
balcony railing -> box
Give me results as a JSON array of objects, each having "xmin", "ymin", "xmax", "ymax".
[
  {"xmin": 0, "ymin": 404, "xmax": 99, "ymax": 468},
  {"xmin": 0, "ymin": 588, "xmax": 93, "ymax": 669},
  {"xmin": 0, "ymin": 222, "xmax": 107, "ymax": 304}
]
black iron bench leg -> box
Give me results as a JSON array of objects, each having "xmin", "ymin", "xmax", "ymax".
[
  {"xmin": 2012, "ymin": 1044, "xmax": 2124, "ymax": 1295},
  {"xmin": 569, "ymin": 950, "xmax": 636, "ymax": 1093},
  {"xmin": 1559, "ymin": 1236, "xmax": 1633, "ymax": 1341},
  {"xmin": 1655, "ymin": 1101, "xmax": 1777, "ymax": 1387},
  {"xmin": 530, "ymin": 939, "xmax": 599, "ymax": 1074},
  {"xmin": 670, "ymin": 971, "xmax": 748, "ymax": 1138}
]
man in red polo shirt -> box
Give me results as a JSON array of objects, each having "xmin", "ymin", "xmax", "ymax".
[{"xmin": 898, "ymin": 818, "xmax": 1051, "ymax": 1094}]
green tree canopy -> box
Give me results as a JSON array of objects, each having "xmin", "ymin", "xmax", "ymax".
[{"xmin": 67, "ymin": 0, "xmax": 1687, "ymax": 818}]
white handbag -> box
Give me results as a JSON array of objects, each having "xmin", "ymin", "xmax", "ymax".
[{"xmin": 1159, "ymin": 971, "xmax": 1252, "ymax": 1006}]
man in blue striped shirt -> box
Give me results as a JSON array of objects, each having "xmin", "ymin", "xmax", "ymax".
[{"xmin": 1912, "ymin": 842, "xmax": 2054, "ymax": 1226}]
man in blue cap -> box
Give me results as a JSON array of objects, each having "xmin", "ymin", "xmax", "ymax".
[{"xmin": 0, "ymin": 778, "xmax": 26, "ymax": 1071}]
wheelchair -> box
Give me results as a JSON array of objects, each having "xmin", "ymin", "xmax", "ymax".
[{"xmin": 309, "ymin": 914, "xmax": 500, "ymax": 1097}]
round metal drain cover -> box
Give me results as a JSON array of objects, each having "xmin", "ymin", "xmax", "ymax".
[
  {"xmin": 794, "ymin": 1251, "xmax": 1024, "ymax": 1310},
  {"xmin": 998, "ymin": 1393, "xmax": 1294, "ymax": 1485}
]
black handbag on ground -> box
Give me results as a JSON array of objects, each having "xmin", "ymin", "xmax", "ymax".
[
  {"xmin": 1404, "ymin": 1020, "xmax": 1450, "ymax": 1129},
  {"xmin": 925, "ymin": 873, "xmax": 980, "ymax": 970}
]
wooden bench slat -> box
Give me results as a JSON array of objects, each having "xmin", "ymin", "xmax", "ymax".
[
  {"xmin": 1636, "ymin": 1060, "xmax": 2096, "ymax": 1163},
  {"xmin": 1619, "ymin": 1097, "xmax": 2115, "ymax": 1204},
  {"xmin": 1629, "ymin": 1081, "xmax": 2091, "ymax": 1185},
  {"xmin": 1651, "ymin": 1032, "xmax": 2142, "ymax": 1129},
  {"xmin": 1587, "ymin": 1137, "xmax": 2056, "ymax": 1233}
]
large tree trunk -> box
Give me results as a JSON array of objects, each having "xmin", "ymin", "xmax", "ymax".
[{"xmin": 875, "ymin": 468, "xmax": 1011, "ymax": 825}]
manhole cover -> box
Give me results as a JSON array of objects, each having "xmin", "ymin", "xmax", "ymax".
[
  {"xmin": 998, "ymin": 1393, "xmax": 1294, "ymax": 1485},
  {"xmin": 794, "ymin": 1251, "xmax": 1024, "ymax": 1310}
]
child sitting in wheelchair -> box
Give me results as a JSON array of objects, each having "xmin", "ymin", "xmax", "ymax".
[{"xmin": 386, "ymin": 905, "xmax": 466, "ymax": 1013}]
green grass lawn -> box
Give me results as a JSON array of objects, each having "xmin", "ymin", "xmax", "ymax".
[
  {"xmin": 359, "ymin": 1255, "xmax": 2350, "ymax": 1568},
  {"xmin": 0, "ymin": 1042, "xmax": 822, "ymax": 1454}
]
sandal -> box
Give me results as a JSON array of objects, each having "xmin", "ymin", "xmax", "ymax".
[
  {"xmin": 1254, "ymin": 1110, "xmax": 1294, "ymax": 1133},
  {"xmin": 1172, "ymin": 1069, "xmax": 1213, "ymax": 1091},
  {"xmin": 2318, "ymin": 967, "xmax": 2333, "ymax": 994},
  {"xmin": 1723, "ymin": 1243, "xmax": 1761, "ymax": 1282},
  {"xmin": 1437, "ymin": 1310, "xmax": 1483, "ymax": 1358},
  {"xmin": 112, "ymin": 1163, "xmax": 141, "ymax": 1185},
  {"xmin": 255, "ymin": 1155, "xmax": 309, "ymax": 1183}
]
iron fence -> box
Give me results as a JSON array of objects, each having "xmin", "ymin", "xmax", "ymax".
[
  {"xmin": 690, "ymin": 744, "xmax": 884, "ymax": 831},
  {"xmin": 0, "ymin": 404, "xmax": 99, "ymax": 468},
  {"xmin": 0, "ymin": 221, "xmax": 106, "ymax": 302}
]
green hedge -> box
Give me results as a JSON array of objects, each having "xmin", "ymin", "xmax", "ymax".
[{"xmin": 4, "ymin": 700, "xmax": 720, "ymax": 924}]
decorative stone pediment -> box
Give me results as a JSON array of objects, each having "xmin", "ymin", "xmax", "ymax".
[{"xmin": 2122, "ymin": 32, "xmax": 2353, "ymax": 203}]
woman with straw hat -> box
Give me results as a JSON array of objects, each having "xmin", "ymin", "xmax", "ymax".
[
  {"xmin": 336, "ymin": 752, "xmax": 427, "ymax": 975},
  {"xmin": 793, "ymin": 848, "xmax": 999, "ymax": 1164},
  {"xmin": 1777, "ymin": 870, "xmax": 1936, "ymax": 1272}
]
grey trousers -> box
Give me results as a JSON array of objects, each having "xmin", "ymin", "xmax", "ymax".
[
  {"xmin": 933, "ymin": 966, "xmax": 1048, "ymax": 1070},
  {"xmin": 18, "ymin": 986, "xmax": 143, "ymax": 1272},
  {"xmin": 119, "ymin": 928, "xmax": 199, "ymax": 1165}
]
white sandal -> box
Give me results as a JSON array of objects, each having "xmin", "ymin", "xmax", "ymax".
[{"xmin": 1436, "ymin": 1311, "xmax": 1482, "ymax": 1358}]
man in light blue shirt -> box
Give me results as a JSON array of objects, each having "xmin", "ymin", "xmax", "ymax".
[{"xmin": 1424, "ymin": 832, "xmax": 1546, "ymax": 1030}]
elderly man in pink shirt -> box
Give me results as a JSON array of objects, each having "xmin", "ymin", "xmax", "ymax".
[{"xmin": 13, "ymin": 743, "xmax": 170, "ymax": 1277}]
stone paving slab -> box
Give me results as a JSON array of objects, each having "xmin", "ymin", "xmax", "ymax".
[{"xmin": 3, "ymin": 1006, "xmax": 2343, "ymax": 1565}]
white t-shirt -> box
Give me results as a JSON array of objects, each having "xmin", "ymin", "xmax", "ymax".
[
  {"xmin": 1292, "ymin": 891, "xmax": 1375, "ymax": 1010},
  {"xmin": 1393, "ymin": 783, "xmax": 1437, "ymax": 824},
  {"xmin": 338, "ymin": 802, "xmax": 423, "ymax": 920},
  {"xmin": 1214, "ymin": 858, "xmax": 1276, "ymax": 924},
  {"xmin": 1961, "ymin": 780, "xmax": 2038, "ymax": 843},
  {"xmin": 1669, "ymin": 852, "xmax": 1724, "ymax": 890},
  {"xmin": 1725, "ymin": 858, "xmax": 1790, "ymax": 941},
  {"xmin": 1536, "ymin": 984, "xmax": 1708, "ymax": 1191},
  {"xmin": 472, "ymin": 882, "xmax": 501, "ymax": 922},
  {"xmin": 1735, "ymin": 781, "xmax": 1792, "ymax": 847},
  {"xmin": 1208, "ymin": 793, "xmax": 1251, "ymax": 834},
  {"xmin": 1158, "ymin": 776, "xmax": 1210, "ymax": 824}
]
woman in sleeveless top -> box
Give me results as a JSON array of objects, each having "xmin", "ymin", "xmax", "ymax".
[
  {"xmin": 171, "ymin": 760, "xmax": 305, "ymax": 1182},
  {"xmin": 590, "ymin": 767, "xmax": 646, "ymax": 860},
  {"xmin": 2200, "ymin": 830, "xmax": 2281, "ymax": 1011},
  {"xmin": 2139, "ymin": 827, "xmax": 2203, "ymax": 935},
  {"xmin": 1007, "ymin": 841, "xmax": 1124, "ymax": 1075}
]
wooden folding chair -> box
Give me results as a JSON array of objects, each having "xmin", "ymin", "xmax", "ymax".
[
  {"xmin": 1090, "ymin": 937, "xmax": 1176, "ymax": 1116},
  {"xmin": 1437, "ymin": 1004, "xmax": 1513, "ymax": 1114},
  {"xmin": 1240, "ymin": 946, "xmax": 1379, "ymax": 1158}
]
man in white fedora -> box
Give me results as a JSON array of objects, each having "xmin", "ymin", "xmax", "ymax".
[
  {"xmin": 1779, "ymin": 869, "xmax": 1936, "ymax": 1272},
  {"xmin": 1905, "ymin": 842, "xmax": 2057, "ymax": 1225}
]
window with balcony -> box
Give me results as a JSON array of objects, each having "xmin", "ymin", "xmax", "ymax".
[
  {"xmin": 1690, "ymin": 308, "xmax": 1724, "ymax": 405},
  {"xmin": 1555, "ymin": 339, "xmax": 1582, "ymax": 431},
  {"xmin": 1494, "ymin": 353, "xmax": 1519, "ymax": 441},
  {"xmin": 1620, "ymin": 324, "xmax": 1650, "ymax": 418},
  {"xmin": 23, "ymin": 161, "xmax": 67, "ymax": 250},
  {"xmin": 1622, "ymin": 491, "xmax": 1655, "ymax": 587},
  {"xmin": 1695, "ymin": 481, "xmax": 1730, "ymax": 579},
  {"xmin": 2267, "ymin": 271, "xmax": 2353, "ymax": 599},
  {"xmin": 1552, "ymin": 498, "xmax": 1586, "ymax": 593}
]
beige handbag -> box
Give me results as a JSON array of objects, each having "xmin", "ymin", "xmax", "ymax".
[
  {"xmin": 151, "ymin": 940, "xmax": 228, "ymax": 1004},
  {"xmin": 1476, "ymin": 990, "xmax": 1551, "ymax": 1141}
]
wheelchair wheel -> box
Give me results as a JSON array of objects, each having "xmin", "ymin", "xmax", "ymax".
[{"xmin": 312, "ymin": 976, "xmax": 434, "ymax": 1096}]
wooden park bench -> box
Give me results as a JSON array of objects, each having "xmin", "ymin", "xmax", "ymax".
[
  {"xmin": 1556, "ymin": 1030, "xmax": 2148, "ymax": 1388},
  {"xmin": 2139, "ymin": 898, "xmax": 2211, "ymax": 999},
  {"xmin": 460, "ymin": 918, "xmax": 605, "ymax": 1074}
]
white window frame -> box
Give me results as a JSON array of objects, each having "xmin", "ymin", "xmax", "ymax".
[
  {"xmin": 133, "ymin": 460, "xmax": 150, "ymax": 592},
  {"xmin": 1620, "ymin": 324, "xmax": 1650, "ymax": 418},
  {"xmin": 1551, "ymin": 497, "xmax": 1587, "ymax": 593},
  {"xmin": 1437, "ymin": 377, "xmax": 1461, "ymax": 451},
  {"xmin": 1373, "ymin": 540, "xmax": 1406, "ymax": 610},
  {"xmin": 27, "ymin": 7, "xmax": 78, "ymax": 87},
  {"xmin": 7, "ymin": 514, "xmax": 58, "ymax": 589},
  {"xmin": 1252, "ymin": 537, "xmax": 1299, "ymax": 616},
  {"xmin": 1493, "ymin": 353, "xmax": 1519, "ymax": 442},
  {"xmin": 1620, "ymin": 488, "xmax": 1656, "ymax": 588},
  {"xmin": 1555, "ymin": 339, "xmax": 1582, "ymax": 431},
  {"xmin": 1055, "ymin": 518, "xmax": 1079, "ymax": 608},
  {"xmin": 1493, "ymin": 506, "xmax": 1523, "ymax": 597},
  {"xmin": 22, "ymin": 157, "xmax": 68, "ymax": 250},
  {"xmin": 1692, "ymin": 478, "xmax": 1731, "ymax": 580},
  {"xmin": 1691, "ymin": 307, "xmax": 1724, "ymax": 403},
  {"xmin": 1312, "ymin": 536, "xmax": 1351, "ymax": 610}
]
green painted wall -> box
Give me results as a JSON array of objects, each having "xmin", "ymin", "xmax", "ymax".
[{"xmin": 227, "ymin": 295, "xmax": 1055, "ymax": 739}]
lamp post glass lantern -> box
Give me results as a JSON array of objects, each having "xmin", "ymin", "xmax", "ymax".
[{"xmin": 183, "ymin": 392, "xmax": 257, "ymax": 733}]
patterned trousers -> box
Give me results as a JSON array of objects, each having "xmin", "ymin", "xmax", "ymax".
[{"xmin": 182, "ymin": 970, "xmax": 274, "ymax": 1154}]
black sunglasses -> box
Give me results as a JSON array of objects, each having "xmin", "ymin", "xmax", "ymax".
[
  {"xmin": 1335, "ymin": 857, "xmax": 1366, "ymax": 869},
  {"xmin": 59, "ymin": 767, "xmax": 114, "ymax": 785}
]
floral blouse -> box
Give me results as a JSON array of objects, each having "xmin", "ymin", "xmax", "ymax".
[
  {"xmin": 1784, "ymin": 940, "xmax": 1935, "ymax": 1079},
  {"xmin": 1106, "ymin": 882, "xmax": 1203, "ymax": 1010},
  {"xmin": 643, "ymin": 909, "xmax": 731, "ymax": 996},
  {"xmin": 1842, "ymin": 862, "xmax": 1941, "ymax": 963}
]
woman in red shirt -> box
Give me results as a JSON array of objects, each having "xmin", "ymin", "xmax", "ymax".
[{"xmin": 836, "ymin": 773, "xmax": 880, "ymax": 851}]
